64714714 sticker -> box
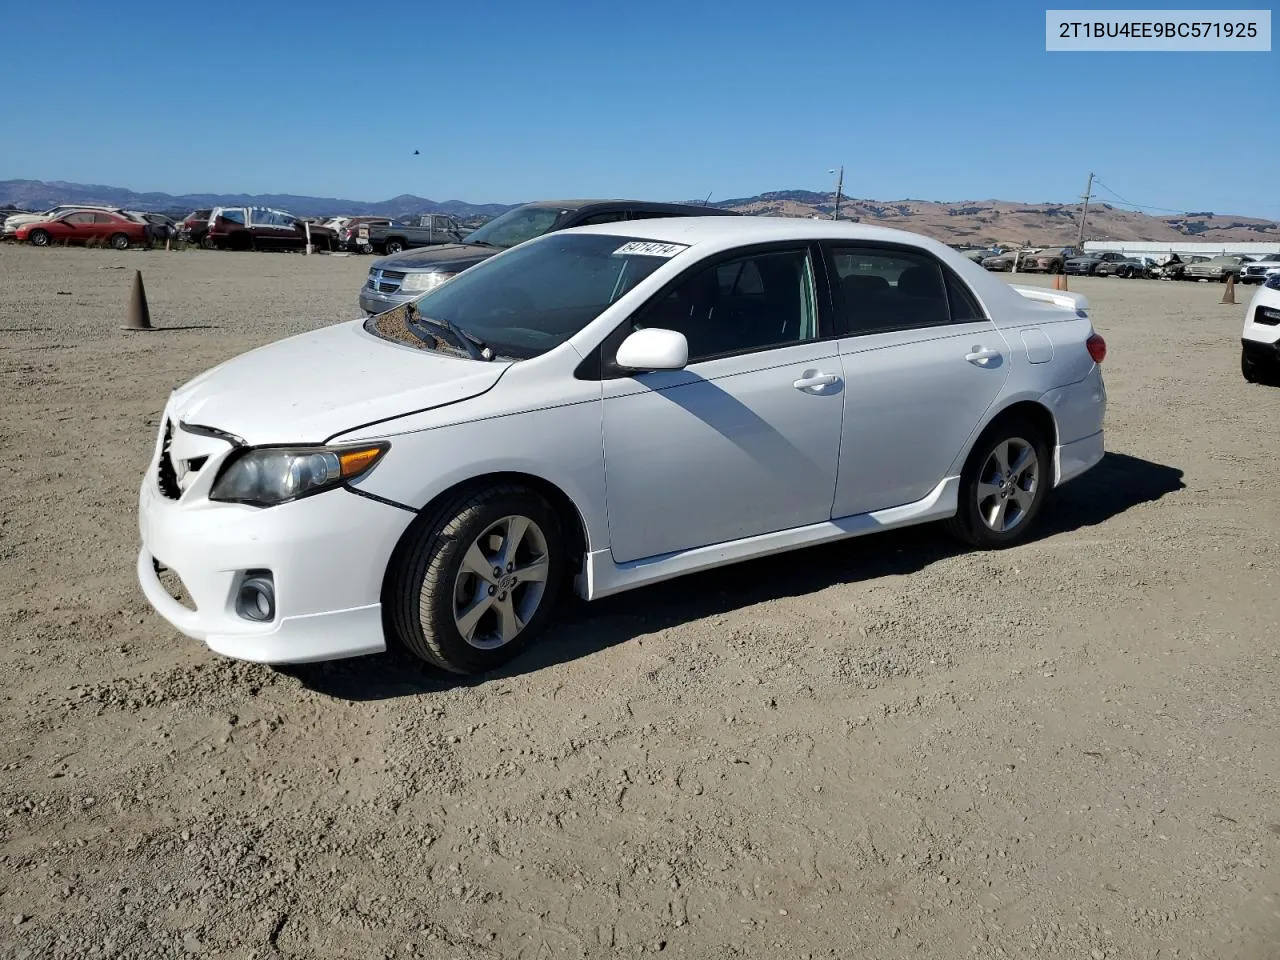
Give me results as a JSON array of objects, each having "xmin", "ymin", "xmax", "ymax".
[{"xmin": 612, "ymin": 241, "xmax": 689, "ymax": 258}]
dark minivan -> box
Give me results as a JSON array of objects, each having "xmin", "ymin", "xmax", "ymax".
[{"xmin": 359, "ymin": 199, "xmax": 737, "ymax": 314}]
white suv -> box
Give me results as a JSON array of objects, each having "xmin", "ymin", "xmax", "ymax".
[{"xmin": 1242, "ymin": 274, "xmax": 1280, "ymax": 384}]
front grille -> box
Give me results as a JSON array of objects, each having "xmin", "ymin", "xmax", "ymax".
[
  {"xmin": 157, "ymin": 420, "xmax": 181, "ymax": 500},
  {"xmin": 367, "ymin": 268, "xmax": 406, "ymax": 294},
  {"xmin": 1245, "ymin": 266, "xmax": 1267, "ymax": 277}
]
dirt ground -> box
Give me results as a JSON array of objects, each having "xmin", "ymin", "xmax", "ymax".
[{"xmin": 1, "ymin": 243, "xmax": 1277, "ymax": 960}]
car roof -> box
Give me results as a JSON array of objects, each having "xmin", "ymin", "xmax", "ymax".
[
  {"xmin": 560, "ymin": 214, "xmax": 966, "ymax": 250},
  {"xmin": 522, "ymin": 199, "xmax": 734, "ymax": 215}
]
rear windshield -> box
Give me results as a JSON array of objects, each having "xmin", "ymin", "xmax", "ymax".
[{"xmin": 366, "ymin": 233, "xmax": 686, "ymax": 360}]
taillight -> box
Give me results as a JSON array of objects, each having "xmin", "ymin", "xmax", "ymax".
[{"xmin": 1086, "ymin": 332, "xmax": 1107, "ymax": 363}]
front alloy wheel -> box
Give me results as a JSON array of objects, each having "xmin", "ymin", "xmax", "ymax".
[
  {"xmin": 388, "ymin": 484, "xmax": 565, "ymax": 674},
  {"xmin": 451, "ymin": 515, "xmax": 550, "ymax": 650}
]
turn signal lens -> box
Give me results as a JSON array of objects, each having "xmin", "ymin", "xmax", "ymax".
[
  {"xmin": 338, "ymin": 446, "xmax": 386, "ymax": 478},
  {"xmin": 1086, "ymin": 333, "xmax": 1107, "ymax": 363}
]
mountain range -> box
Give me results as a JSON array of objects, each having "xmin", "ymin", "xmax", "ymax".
[{"xmin": 2, "ymin": 180, "xmax": 1277, "ymax": 246}]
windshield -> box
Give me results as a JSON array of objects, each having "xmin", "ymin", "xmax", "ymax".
[
  {"xmin": 385, "ymin": 233, "xmax": 686, "ymax": 359},
  {"xmin": 461, "ymin": 205, "xmax": 565, "ymax": 249}
]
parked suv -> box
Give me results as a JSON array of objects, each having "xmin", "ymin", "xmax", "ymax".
[
  {"xmin": 1240, "ymin": 254, "xmax": 1280, "ymax": 285},
  {"xmin": 205, "ymin": 206, "xmax": 338, "ymax": 252},
  {"xmin": 359, "ymin": 199, "xmax": 738, "ymax": 315},
  {"xmin": 1064, "ymin": 251, "xmax": 1130, "ymax": 276}
]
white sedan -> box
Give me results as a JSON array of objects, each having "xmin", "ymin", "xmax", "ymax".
[{"xmin": 137, "ymin": 217, "xmax": 1107, "ymax": 674}]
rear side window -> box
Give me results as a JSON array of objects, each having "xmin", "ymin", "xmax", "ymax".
[
  {"xmin": 828, "ymin": 246, "xmax": 952, "ymax": 334},
  {"xmin": 945, "ymin": 271, "xmax": 984, "ymax": 321}
]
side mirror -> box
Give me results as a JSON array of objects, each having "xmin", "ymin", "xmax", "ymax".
[{"xmin": 616, "ymin": 328, "xmax": 688, "ymax": 372}]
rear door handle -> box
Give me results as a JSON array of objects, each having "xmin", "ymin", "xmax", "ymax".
[
  {"xmin": 965, "ymin": 347, "xmax": 1001, "ymax": 366},
  {"xmin": 793, "ymin": 373, "xmax": 840, "ymax": 390}
]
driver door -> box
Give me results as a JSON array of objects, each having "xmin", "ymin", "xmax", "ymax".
[{"xmin": 599, "ymin": 243, "xmax": 844, "ymax": 564}]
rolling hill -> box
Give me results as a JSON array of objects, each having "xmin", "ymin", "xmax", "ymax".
[{"xmin": 2, "ymin": 179, "xmax": 1276, "ymax": 246}]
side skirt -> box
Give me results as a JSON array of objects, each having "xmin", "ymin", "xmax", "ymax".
[{"xmin": 582, "ymin": 476, "xmax": 961, "ymax": 601}]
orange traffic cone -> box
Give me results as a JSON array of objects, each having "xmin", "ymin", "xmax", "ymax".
[
  {"xmin": 1221, "ymin": 273, "xmax": 1237, "ymax": 305},
  {"xmin": 122, "ymin": 270, "xmax": 153, "ymax": 331}
]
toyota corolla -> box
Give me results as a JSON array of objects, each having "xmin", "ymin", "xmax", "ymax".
[{"xmin": 137, "ymin": 218, "xmax": 1107, "ymax": 675}]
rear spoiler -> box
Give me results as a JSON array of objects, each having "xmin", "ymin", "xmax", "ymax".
[{"xmin": 1009, "ymin": 284, "xmax": 1089, "ymax": 316}]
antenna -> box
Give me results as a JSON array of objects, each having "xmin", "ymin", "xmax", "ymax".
[{"xmin": 703, "ymin": 191, "xmax": 712, "ymax": 206}]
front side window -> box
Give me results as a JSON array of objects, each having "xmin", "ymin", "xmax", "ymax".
[
  {"xmin": 627, "ymin": 247, "xmax": 818, "ymax": 363},
  {"xmin": 63, "ymin": 212, "xmax": 96, "ymax": 224},
  {"xmin": 379, "ymin": 233, "xmax": 679, "ymax": 359},
  {"xmin": 828, "ymin": 246, "xmax": 952, "ymax": 334}
]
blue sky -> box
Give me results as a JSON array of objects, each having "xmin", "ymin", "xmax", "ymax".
[{"xmin": 2, "ymin": 1, "xmax": 1276, "ymax": 216}]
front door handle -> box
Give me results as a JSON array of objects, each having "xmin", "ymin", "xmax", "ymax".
[
  {"xmin": 965, "ymin": 347, "xmax": 1001, "ymax": 366},
  {"xmin": 793, "ymin": 372, "xmax": 840, "ymax": 390}
]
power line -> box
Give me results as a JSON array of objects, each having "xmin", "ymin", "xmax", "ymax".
[{"xmin": 1091, "ymin": 178, "xmax": 1187, "ymax": 215}]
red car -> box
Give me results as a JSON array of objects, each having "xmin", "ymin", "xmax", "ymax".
[{"xmin": 17, "ymin": 210, "xmax": 149, "ymax": 249}]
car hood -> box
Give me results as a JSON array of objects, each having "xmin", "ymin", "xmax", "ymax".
[
  {"xmin": 375, "ymin": 243, "xmax": 501, "ymax": 272},
  {"xmin": 166, "ymin": 319, "xmax": 511, "ymax": 445},
  {"xmin": 1065, "ymin": 256, "xmax": 1099, "ymax": 264},
  {"xmin": 3, "ymin": 213, "xmax": 48, "ymax": 231}
]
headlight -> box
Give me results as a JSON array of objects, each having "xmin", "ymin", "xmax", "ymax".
[
  {"xmin": 399, "ymin": 271, "xmax": 456, "ymax": 293},
  {"xmin": 209, "ymin": 443, "xmax": 388, "ymax": 507}
]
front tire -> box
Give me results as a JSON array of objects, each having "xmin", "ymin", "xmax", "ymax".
[
  {"xmin": 388, "ymin": 485, "xmax": 565, "ymax": 674},
  {"xmin": 28, "ymin": 229, "xmax": 50, "ymax": 247},
  {"xmin": 946, "ymin": 416, "xmax": 1051, "ymax": 549}
]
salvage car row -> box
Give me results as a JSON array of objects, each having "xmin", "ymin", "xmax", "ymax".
[{"xmin": 966, "ymin": 244, "xmax": 1279, "ymax": 284}]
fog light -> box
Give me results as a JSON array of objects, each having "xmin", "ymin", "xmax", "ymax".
[{"xmin": 235, "ymin": 571, "xmax": 275, "ymax": 622}]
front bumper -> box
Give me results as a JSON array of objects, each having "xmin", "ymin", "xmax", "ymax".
[
  {"xmin": 1064, "ymin": 264, "xmax": 1095, "ymax": 275},
  {"xmin": 359, "ymin": 286, "xmax": 415, "ymax": 315},
  {"xmin": 136, "ymin": 446, "xmax": 415, "ymax": 664}
]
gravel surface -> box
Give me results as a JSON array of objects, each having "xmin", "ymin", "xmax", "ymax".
[{"xmin": 1, "ymin": 244, "xmax": 1277, "ymax": 959}]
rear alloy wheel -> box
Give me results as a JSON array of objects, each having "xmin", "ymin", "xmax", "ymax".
[
  {"xmin": 1048, "ymin": 262, "xmax": 1061, "ymax": 274},
  {"xmin": 386, "ymin": 240, "xmax": 404, "ymax": 255},
  {"xmin": 946, "ymin": 417, "xmax": 1050, "ymax": 549},
  {"xmin": 388, "ymin": 485, "xmax": 564, "ymax": 674},
  {"xmin": 28, "ymin": 229, "xmax": 50, "ymax": 247},
  {"xmin": 110, "ymin": 233, "xmax": 129, "ymax": 250}
]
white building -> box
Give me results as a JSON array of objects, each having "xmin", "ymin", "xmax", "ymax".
[{"xmin": 1083, "ymin": 240, "xmax": 1280, "ymax": 258}]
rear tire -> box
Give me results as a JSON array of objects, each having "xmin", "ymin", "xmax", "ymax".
[
  {"xmin": 387, "ymin": 484, "xmax": 565, "ymax": 674},
  {"xmin": 386, "ymin": 239, "xmax": 405, "ymax": 255},
  {"xmin": 28, "ymin": 229, "xmax": 50, "ymax": 247},
  {"xmin": 110, "ymin": 233, "xmax": 129, "ymax": 250},
  {"xmin": 946, "ymin": 415, "xmax": 1051, "ymax": 550}
]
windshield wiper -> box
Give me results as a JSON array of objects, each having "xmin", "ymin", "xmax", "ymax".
[
  {"xmin": 466, "ymin": 239, "xmax": 501, "ymax": 248},
  {"xmin": 406, "ymin": 302, "xmax": 494, "ymax": 361}
]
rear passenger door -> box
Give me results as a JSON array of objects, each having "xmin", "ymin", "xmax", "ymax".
[{"xmin": 827, "ymin": 243, "xmax": 1011, "ymax": 518}]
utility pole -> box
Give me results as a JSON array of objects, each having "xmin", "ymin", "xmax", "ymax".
[
  {"xmin": 1075, "ymin": 172, "xmax": 1095, "ymax": 250},
  {"xmin": 830, "ymin": 166, "xmax": 844, "ymax": 220}
]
